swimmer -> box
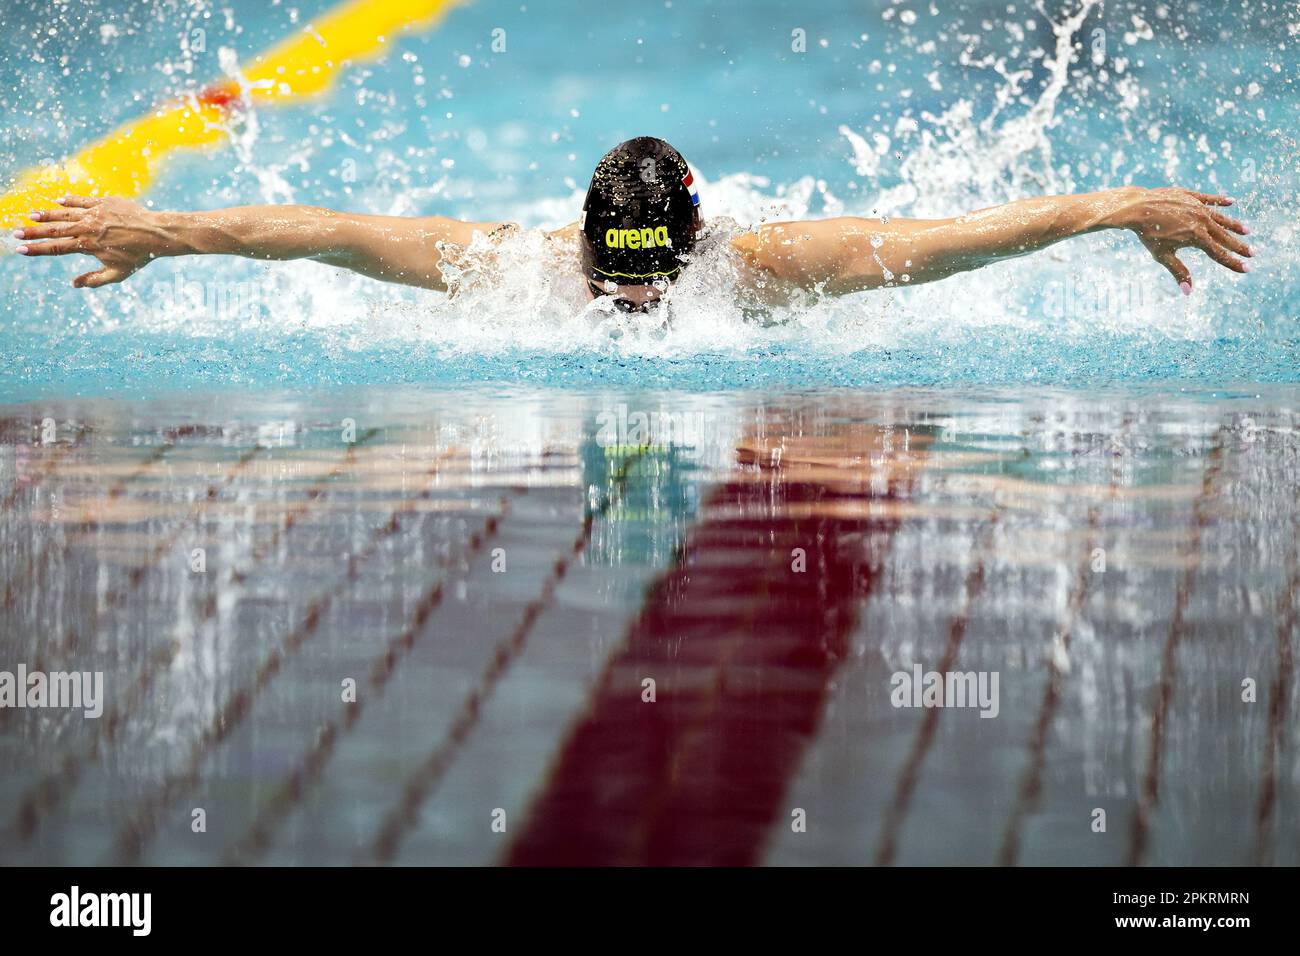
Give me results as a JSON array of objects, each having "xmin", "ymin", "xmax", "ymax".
[{"xmin": 12, "ymin": 136, "xmax": 1251, "ymax": 312}]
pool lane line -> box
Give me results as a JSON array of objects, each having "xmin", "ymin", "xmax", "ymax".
[
  {"xmin": 874, "ymin": 509, "xmax": 1002, "ymax": 867},
  {"xmin": 1125, "ymin": 431, "xmax": 1227, "ymax": 867},
  {"xmin": 105, "ymin": 441, "xmax": 487, "ymax": 863},
  {"xmin": 1252, "ymin": 471, "xmax": 1298, "ymax": 865},
  {"xmin": 504, "ymin": 436, "xmax": 916, "ymax": 867},
  {"xmin": 617, "ymin": 483, "xmax": 894, "ymax": 869},
  {"xmin": 997, "ymin": 503, "xmax": 1101, "ymax": 866},
  {"xmin": 362, "ymin": 448, "xmax": 649, "ymax": 865},
  {"xmin": 169, "ymin": 491, "xmax": 517, "ymax": 866},
  {"xmin": 5, "ymin": 438, "xmax": 445, "ymax": 854}
]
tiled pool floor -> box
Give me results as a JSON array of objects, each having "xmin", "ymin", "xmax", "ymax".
[{"xmin": 1, "ymin": 386, "xmax": 1296, "ymax": 865}]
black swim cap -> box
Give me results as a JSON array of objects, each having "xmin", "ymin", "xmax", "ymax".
[{"xmin": 580, "ymin": 137, "xmax": 701, "ymax": 284}]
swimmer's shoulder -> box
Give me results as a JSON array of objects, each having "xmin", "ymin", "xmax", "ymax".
[
  {"xmin": 544, "ymin": 221, "xmax": 581, "ymax": 242},
  {"xmin": 730, "ymin": 228, "xmax": 760, "ymax": 261}
]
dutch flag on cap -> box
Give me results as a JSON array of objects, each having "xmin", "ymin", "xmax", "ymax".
[{"xmin": 682, "ymin": 170, "xmax": 700, "ymax": 206}]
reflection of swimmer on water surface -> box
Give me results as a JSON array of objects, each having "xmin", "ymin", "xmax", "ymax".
[{"xmin": 15, "ymin": 136, "xmax": 1251, "ymax": 314}]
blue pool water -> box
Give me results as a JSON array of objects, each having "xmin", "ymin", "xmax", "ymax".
[{"xmin": 1, "ymin": 0, "xmax": 1297, "ymax": 399}]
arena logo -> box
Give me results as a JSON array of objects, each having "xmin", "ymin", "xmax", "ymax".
[
  {"xmin": 50, "ymin": 887, "xmax": 151, "ymax": 936},
  {"xmin": 890, "ymin": 664, "xmax": 999, "ymax": 718},
  {"xmin": 604, "ymin": 226, "xmax": 670, "ymax": 249},
  {"xmin": 0, "ymin": 665, "xmax": 103, "ymax": 718}
]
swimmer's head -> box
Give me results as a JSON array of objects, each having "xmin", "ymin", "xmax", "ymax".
[{"xmin": 579, "ymin": 137, "xmax": 701, "ymax": 310}]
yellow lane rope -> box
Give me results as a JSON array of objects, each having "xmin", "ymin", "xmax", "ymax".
[{"xmin": 0, "ymin": 0, "xmax": 462, "ymax": 228}]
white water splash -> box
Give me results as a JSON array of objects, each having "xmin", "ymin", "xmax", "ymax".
[{"xmin": 71, "ymin": 0, "xmax": 1298, "ymax": 362}]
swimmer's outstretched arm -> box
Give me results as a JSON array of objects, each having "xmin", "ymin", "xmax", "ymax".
[
  {"xmin": 13, "ymin": 195, "xmax": 509, "ymax": 291},
  {"xmin": 733, "ymin": 186, "xmax": 1252, "ymax": 297}
]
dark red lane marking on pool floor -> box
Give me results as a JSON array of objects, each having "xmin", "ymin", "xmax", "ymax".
[{"xmin": 506, "ymin": 440, "xmax": 915, "ymax": 866}]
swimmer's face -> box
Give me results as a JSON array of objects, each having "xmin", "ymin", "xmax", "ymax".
[{"xmin": 585, "ymin": 277, "xmax": 668, "ymax": 314}]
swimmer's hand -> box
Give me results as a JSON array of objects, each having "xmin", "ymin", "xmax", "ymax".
[
  {"xmin": 16, "ymin": 194, "xmax": 514, "ymax": 292},
  {"xmin": 736, "ymin": 185, "xmax": 1252, "ymax": 299},
  {"xmin": 1106, "ymin": 187, "xmax": 1251, "ymax": 292},
  {"xmin": 15, "ymin": 196, "xmax": 163, "ymax": 288}
]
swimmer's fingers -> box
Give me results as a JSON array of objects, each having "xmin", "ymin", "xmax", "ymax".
[
  {"xmin": 1186, "ymin": 190, "xmax": 1233, "ymax": 207},
  {"xmin": 1198, "ymin": 238, "xmax": 1249, "ymax": 274},
  {"xmin": 27, "ymin": 206, "xmax": 87, "ymax": 224},
  {"xmin": 1209, "ymin": 211, "xmax": 1249, "ymax": 235},
  {"xmin": 15, "ymin": 237, "xmax": 84, "ymax": 257},
  {"xmin": 1208, "ymin": 223, "xmax": 1252, "ymax": 259},
  {"xmin": 13, "ymin": 219, "xmax": 86, "ymax": 241},
  {"xmin": 73, "ymin": 266, "xmax": 129, "ymax": 289},
  {"xmin": 1157, "ymin": 251, "xmax": 1193, "ymax": 292},
  {"xmin": 57, "ymin": 195, "xmax": 105, "ymax": 209}
]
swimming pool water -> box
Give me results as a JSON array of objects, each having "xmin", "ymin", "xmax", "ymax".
[{"xmin": 0, "ymin": 0, "xmax": 1297, "ymax": 399}]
